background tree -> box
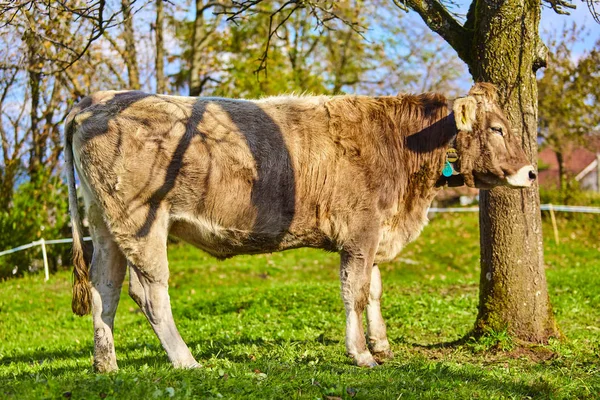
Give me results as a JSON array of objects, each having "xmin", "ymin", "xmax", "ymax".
[
  {"xmin": 0, "ymin": 0, "xmax": 134, "ymax": 276},
  {"xmin": 538, "ymin": 25, "xmax": 600, "ymax": 190},
  {"xmin": 104, "ymin": 0, "xmax": 141, "ymax": 89},
  {"xmin": 154, "ymin": 0, "xmax": 166, "ymax": 93}
]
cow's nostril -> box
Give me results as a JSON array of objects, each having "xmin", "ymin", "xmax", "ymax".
[{"xmin": 528, "ymin": 170, "xmax": 537, "ymax": 180}]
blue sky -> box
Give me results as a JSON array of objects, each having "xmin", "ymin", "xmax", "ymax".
[{"xmin": 540, "ymin": 0, "xmax": 600, "ymax": 53}]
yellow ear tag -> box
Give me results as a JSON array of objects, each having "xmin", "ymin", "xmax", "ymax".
[{"xmin": 447, "ymin": 148, "xmax": 458, "ymax": 163}]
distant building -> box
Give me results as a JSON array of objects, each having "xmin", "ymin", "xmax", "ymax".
[
  {"xmin": 434, "ymin": 186, "xmax": 479, "ymax": 207},
  {"xmin": 538, "ymin": 137, "xmax": 600, "ymax": 192}
]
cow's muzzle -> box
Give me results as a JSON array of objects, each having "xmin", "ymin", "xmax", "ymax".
[{"xmin": 506, "ymin": 165, "xmax": 536, "ymax": 188}]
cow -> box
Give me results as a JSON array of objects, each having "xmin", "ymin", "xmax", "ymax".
[{"xmin": 64, "ymin": 83, "xmax": 536, "ymax": 372}]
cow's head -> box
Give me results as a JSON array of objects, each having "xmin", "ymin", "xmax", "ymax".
[{"xmin": 452, "ymin": 83, "xmax": 536, "ymax": 189}]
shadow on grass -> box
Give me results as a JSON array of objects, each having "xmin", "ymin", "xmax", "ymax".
[
  {"xmin": 1, "ymin": 357, "xmax": 557, "ymax": 399},
  {"xmin": 0, "ymin": 347, "xmax": 91, "ymax": 366},
  {"xmin": 119, "ymin": 334, "xmax": 342, "ymax": 368},
  {"xmin": 407, "ymin": 334, "xmax": 471, "ymax": 349}
]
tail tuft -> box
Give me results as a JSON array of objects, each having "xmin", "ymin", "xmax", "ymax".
[{"xmin": 71, "ymin": 247, "xmax": 91, "ymax": 316}]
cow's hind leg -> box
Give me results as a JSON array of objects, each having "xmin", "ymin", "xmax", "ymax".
[
  {"xmin": 117, "ymin": 218, "xmax": 198, "ymax": 369},
  {"xmin": 340, "ymin": 243, "xmax": 379, "ymax": 368},
  {"xmin": 128, "ymin": 262, "xmax": 199, "ymax": 368},
  {"xmin": 88, "ymin": 205, "xmax": 127, "ymax": 372},
  {"xmin": 366, "ymin": 264, "xmax": 393, "ymax": 362}
]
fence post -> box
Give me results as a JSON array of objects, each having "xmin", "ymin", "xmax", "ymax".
[
  {"xmin": 40, "ymin": 238, "xmax": 49, "ymax": 281},
  {"xmin": 548, "ymin": 204, "xmax": 560, "ymax": 245}
]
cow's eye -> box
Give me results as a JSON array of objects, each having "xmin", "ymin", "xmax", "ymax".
[{"xmin": 491, "ymin": 126, "xmax": 504, "ymax": 136}]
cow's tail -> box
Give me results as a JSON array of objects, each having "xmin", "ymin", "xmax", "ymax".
[{"xmin": 65, "ymin": 112, "xmax": 92, "ymax": 316}]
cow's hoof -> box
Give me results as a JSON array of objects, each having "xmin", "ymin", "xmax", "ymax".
[
  {"xmin": 353, "ymin": 352, "xmax": 379, "ymax": 368},
  {"xmin": 174, "ymin": 361, "xmax": 202, "ymax": 369},
  {"xmin": 372, "ymin": 349, "xmax": 394, "ymax": 363},
  {"xmin": 358, "ymin": 359, "xmax": 379, "ymax": 368}
]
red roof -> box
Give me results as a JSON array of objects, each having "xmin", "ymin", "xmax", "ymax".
[{"xmin": 538, "ymin": 135, "xmax": 600, "ymax": 188}]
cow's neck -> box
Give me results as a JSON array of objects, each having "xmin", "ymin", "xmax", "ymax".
[
  {"xmin": 378, "ymin": 109, "xmax": 464, "ymax": 261},
  {"xmin": 397, "ymin": 107, "xmax": 458, "ymax": 206}
]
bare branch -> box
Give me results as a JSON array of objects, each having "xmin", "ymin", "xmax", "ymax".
[
  {"xmin": 542, "ymin": 0, "xmax": 577, "ymax": 15},
  {"xmin": 400, "ymin": 0, "xmax": 473, "ymax": 65},
  {"xmin": 0, "ymin": 0, "xmax": 130, "ymax": 74},
  {"xmin": 219, "ymin": 0, "xmax": 368, "ymax": 77},
  {"xmin": 255, "ymin": 1, "xmax": 301, "ymax": 77},
  {"xmin": 585, "ymin": 0, "xmax": 600, "ymax": 23}
]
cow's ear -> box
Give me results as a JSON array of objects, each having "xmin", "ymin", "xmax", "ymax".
[{"xmin": 453, "ymin": 96, "xmax": 477, "ymax": 132}]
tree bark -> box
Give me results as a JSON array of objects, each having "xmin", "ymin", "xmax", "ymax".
[
  {"xmin": 155, "ymin": 0, "xmax": 166, "ymax": 93},
  {"xmin": 470, "ymin": 0, "xmax": 559, "ymax": 341},
  {"xmin": 189, "ymin": 0, "xmax": 206, "ymax": 97},
  {"xmin": 121, "ymin": 0, "xmax": 140, "ymax": 90}
]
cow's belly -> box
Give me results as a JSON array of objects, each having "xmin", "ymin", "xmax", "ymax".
[{"xmin": 169, "ymin": 215, "xmax": 332, "ymax": 259}]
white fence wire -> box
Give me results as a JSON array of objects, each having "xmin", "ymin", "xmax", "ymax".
[
  {"xmin": 0, "ymin": 237, "xmax": 92, "ymax": 281},
  {"xmin": 0, "ymin": 204, "xmax": 598, "ymax": 281},
  {"xmin": 428, "ymin": 204, "xmax": 600, "ymax": 214}
]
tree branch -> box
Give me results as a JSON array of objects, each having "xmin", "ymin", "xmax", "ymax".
[
  {"xmin": 255, "ymin": 1, "xmax": 301, "ymax": 77},
  {"xmin": 398, "ymin": 0, "xmax": 473, "ymax": 65},
  {"xmin": 584, "ymin": 0, "xmax": 600, "ymax": 23},
  {"xmin": 542, "ymin": 0, "xmax": 577, "ymax": 15},
  {"xmin": 220, "ymin": 1, "xmax": 368, "ymax": 77}
]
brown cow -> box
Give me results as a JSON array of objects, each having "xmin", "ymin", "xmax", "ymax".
[{"xmin": 64, "ymin": 83, "xmax": 535, "ymax": 371}]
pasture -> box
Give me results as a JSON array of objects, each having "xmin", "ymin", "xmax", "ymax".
[{"xmin": 1, "ymin": 212, "xmax": 599, "ymax": 399}]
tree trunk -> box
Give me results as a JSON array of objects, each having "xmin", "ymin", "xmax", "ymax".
[
  {"xmin": 26, "ymin": 31, "xmax": 42, "ymax": 178},
  {"xmin": 555, "ymin": 151, "xmax": 566, "ymax": 191},
  {"xmin": 189, "ymin": 0, "xmax": 205, "ymax": 97},
  {"xmin": 155, "ymin": 0, "xmax": 166, "ymax": 93},
  {"xmin": 596, "ymin": 154, "xmax": 600, "ymax": 193},
  {"xmin": 470, "ymin": 0, "xmax": 559, "ymax": 341},
  {"xmin": 121, "ymin": 0, "xmax": 140, "ymax": 90}
]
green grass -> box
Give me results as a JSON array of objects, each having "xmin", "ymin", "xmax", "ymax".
[{"xmin": 1, "ymin": 212, "xmax": 599, "ymax": 399}]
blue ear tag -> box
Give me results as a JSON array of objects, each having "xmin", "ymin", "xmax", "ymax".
[{"xmin": 442, "ymin": 161, "xmax": 454, "ymax": 177}]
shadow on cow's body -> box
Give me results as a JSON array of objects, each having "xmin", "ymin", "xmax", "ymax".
[
  {"xmin": 64, "ymin": 83, "xmax": 535, "ymax": 371},
  {"xmin": 70, "ymin": 93, "xmax": 297, "ymax": 253}
]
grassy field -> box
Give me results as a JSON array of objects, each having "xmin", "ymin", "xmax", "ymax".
[{"xmin": 1, "ymin": 211, "xmax": 599, "ymax": 399}]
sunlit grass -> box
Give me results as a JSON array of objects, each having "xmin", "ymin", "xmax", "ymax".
[{"xmin": 1, "ymin": 212, "xmax": 599, "ymax": 399}]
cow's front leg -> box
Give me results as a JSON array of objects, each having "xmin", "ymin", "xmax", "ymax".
[
  {"xmin": 366, "ymin": 264, "xmax": 393, "ymax": 362},
  {"xmin": 340, "ymin": 246, "xmax": 378, "ymax": 367}
]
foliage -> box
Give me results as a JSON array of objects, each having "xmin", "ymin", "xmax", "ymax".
[
  {"xmin": 0, "ymin": 172, "xmax": 70, "ymax": 279},
  {"xmin": 165, "ymin": 0, "xmax": 468, "ymax": 97},
  {"xmin": 538, "ymin": 24, "xmax": 600, "ymax": 190},
  {"xmin": 0, "ymin": 2, "xmax": 129, "ymax": 268},
  {"xmin": 1, "ymin": 213, "xmax": 599, "ymax": 398}
]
